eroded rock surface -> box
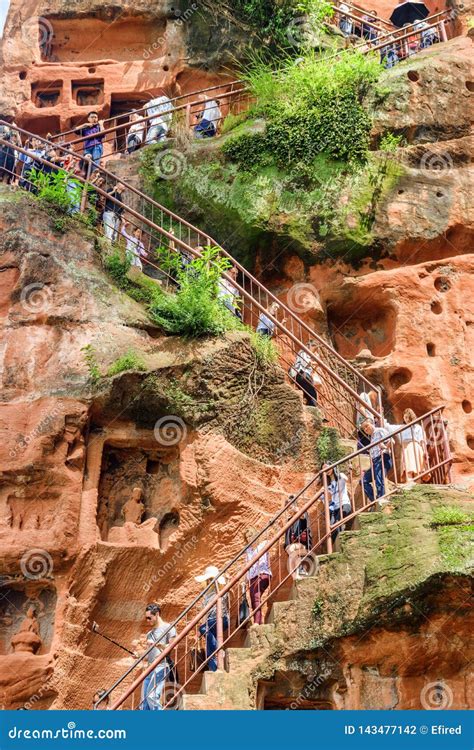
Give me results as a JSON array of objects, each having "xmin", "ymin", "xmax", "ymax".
[{"xmin": 0, "ymin": 192, "xmax": 317, "ymax": 708}]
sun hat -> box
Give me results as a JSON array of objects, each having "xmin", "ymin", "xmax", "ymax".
[{"xmin": 195, "ymin": 565, "xmax": 226, "ymax": 585}]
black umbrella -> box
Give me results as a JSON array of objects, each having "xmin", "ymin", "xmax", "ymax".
[{"xmin": 390, "ymin": 1, "xmax": 429, "ymax": 27}]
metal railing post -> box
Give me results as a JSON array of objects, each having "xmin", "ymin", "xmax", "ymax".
[
  {"xmin": 322, "ymin": 471, "xmax": 333, "ymax": 555},
  {"xmin": 80, "ymin": 159, "xmax": 92, "ymax": 213},
  {"xmin": 215, "ymin": 593, "xmax": 225, "ymax": 671}
]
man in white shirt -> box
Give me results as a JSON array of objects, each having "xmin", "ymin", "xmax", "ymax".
[
  {"xmin": 140, "ymin": 602, "xmax": 177, "ymax": 710},
  {"xmin": 360, "ymin": 419, "xmax": 399, "ymax": 503}
]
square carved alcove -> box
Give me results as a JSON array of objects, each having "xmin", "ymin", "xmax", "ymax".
[
  {"xmin": 93, "ymin": 433, "xmax": 182, "ymax": 550},
  {"xmin": 0, "ymin": 582, "xmax": 56, "ymax": 656},
  {"xmin": 72, "ymin": 79, "xmax": 104, "ymax": 107},
  {"xmin": 31, "ymin": 81, "xmax": 63, "ymax": 109}
]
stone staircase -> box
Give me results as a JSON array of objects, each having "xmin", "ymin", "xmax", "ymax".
[{"xmin": 181, "ymin": 555, "xmax": 339, "ymax": 710}]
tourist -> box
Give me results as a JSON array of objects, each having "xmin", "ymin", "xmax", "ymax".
[
  {"xmin": 356, "ymin": 389, "xmax": 379, "ymax": 450},
  {"xmin": 256, "ymin": 301, "xmax": 285, "ymax": 337},
  {"xmin": 0, "ymin": 127, "xmax": 16, "ymax": 184},
  {"xmin": 381, "ymin": 36, "xmax": 400, "ymax": 67},
  {"xmin": 417, "ymin": 20, "xmax": 439, "ymax": 47},
  {"xmin": 289, "ymin": 341, "xmax": 322, "ymax": 407},
  {"xmin": 19, "ymin": 138, "xmax": 46, "ymax": 192},
  {"xmin": 196, "ymin": 566, "xmax": 229, "ymax": 672},
  {"xmin": 92, "ymin": 689, "xmax": 110, "ymax": 710},
  {"xmin": 194, "ymin": 99, "xmax": 222, "ymax": 139},
  {"xmin": 400, "ymin": 408, "xmax": 427, "ymax": 481},
  {"xmin": 360, "ymin": 419, "xmax": 396, "ymax": 504},
  {"xmin": 362, "ymin": 9, "xmax": 379, "ymax": 40},
  {"xmin": 121, "ymin": 222, "xmax": 148, "ymax": 270},
  {"xmin": 103, "ymin": 182, "xmax": 125, "ymax": 242},
  {"xmin": 338, "ymin": 3, "xmax": 353, "ymax": 35},
  {"xmin": 144, "ymin": 95, "xmax": 173, "ymax": 144},
  {"xmin": 74, "ymin": 112, "xmax": 104, "ymax": 174},
  {"xmin": 244, "ymin": 527, "xmax": 272, "ymax": 625},
  {"xmin": 140, "ymin": 602, "xmax": 177, "ymax": 710},
  {"xmin": 126, "ymin": 111, "xmax": 146, "ymax": 153},
  {"xmin": 323, "ymin": 463, "xmax": 352, "ymax": 543},
  {"xmin": 218, "ymin": 266, "xmax": 241, "ymax": 317},
  {"xmin": 284, "ymin": 496, "xmax": 313, "ymax": 579}
]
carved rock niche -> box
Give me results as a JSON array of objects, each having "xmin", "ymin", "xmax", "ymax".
[
  {"xmin": 0, "ymin": 489, "xmax": 61, "ymax": 543},
  {"xmin": 96, "ymin": 442, "xmax": 181, "ymax": 549},
  {"xmin": 0, "ymin": 583, "xmax": 56, "ymax": 656}
]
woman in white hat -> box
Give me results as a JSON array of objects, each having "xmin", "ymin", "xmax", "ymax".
[{"xmin": 195, "ymin": 566, "xmax": 228, "ymax": 671}]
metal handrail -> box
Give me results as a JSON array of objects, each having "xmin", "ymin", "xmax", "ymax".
[
  {"xmin": 1, "ymin": 120, "xmax": 383, "ymax": 430},
  {"xmin": 105, "ymin": 405, "xmax": 451, "ymax": 709}
]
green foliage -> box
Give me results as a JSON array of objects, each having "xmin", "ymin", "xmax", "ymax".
[
  {"xmin": 311, "ymin": 596, "xmax": 324, "ymax": 620},
  {"xmin": 107, "ymin": 349, "xmax": 147, "ymax": 376},
  {"xmin": 230, "ymin": 50, "xmax": 381, "ymax": 167},
  {"xmin": 220, "ymin": 111, "xmax": 251, "ymax": 135},
  {"xmin": 148, "ymin": 246, "xmax": 240, "ymax": 337},
  {"xmin": 29, "ymin": 168, "xmax": 81, "ymax": 212},
  {"xmin": 248, "ymin": 329, "xmax": 279, "ymax": 365},
  {"xmin": 81, "ymin": 344, "xmax": 102, "ymax": 385},
  {"xmin": 430, "ymin": 506, "xmax": 471, "ymax": 527},
  {"xmin": 162, "ymin": 381, "xmax": 201, "ymax": 415},
  {"xmin": 230, "ymin": 0, "xmax": 332, "ymax": 50},
  {"xmin": 379, "ymin": 132, "xmax": 404, "ymax": 152},
  {"xmin": 316, "ymin": 427, "xmax": 346, "ymax": 466},
  {"xmin": 104, "ymin": 249, "xmax": 132, "ymax": 288}
]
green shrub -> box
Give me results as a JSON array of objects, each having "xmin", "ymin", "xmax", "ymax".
[
  {"xmin": 230, "ymin": 0, "xmax": 333, "ymax": 50},
  {"xmin": 107, "ymin": 349, "xmax": 147, "ymax": 376},
  {"xmin": 28, "ymin": 167, "xmax": 88, "ymax": 214},
  {"xmin": 103, "ymin": 249, "xmax": 132, "ymax": 288},
  {"xmin": 248, "ymin": 329, "xmax": 279, "ymax": 365},
  {"xmin": 149, "ymin": 246, "xmax": 240, "ymax": 337},
  {"xmin": 430, "ymin": 506, "xmax": 471, "ymax": 528},
  {"xmin": 230, "ymin": 49, "xmax": 381, "ymax": 168}
]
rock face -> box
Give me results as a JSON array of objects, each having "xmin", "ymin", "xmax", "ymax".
[
  {"xmin": 0, "ymin": 191, "xmax": 318, "ymax": 708},
  {"xmin": 0, "ymin": 0, "xmax": 249, "ymax": 132}
]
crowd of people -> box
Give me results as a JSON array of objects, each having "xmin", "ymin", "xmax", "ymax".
[{"xmin": 336, "ymin": 2, "xmax": 442, "ymax": 68}]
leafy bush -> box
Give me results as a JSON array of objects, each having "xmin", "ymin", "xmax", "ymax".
[
  {"xmin": 149, "ymin": 246, "xmax": 240, "ymax": 337},
  {"xmin": 107, "ymin": 349, "xmax": 147, "ymax": 376},
  {"xmin": 230, "ymin": 0, "xmax": 333, "ymax": 50},
  {"xmin": 226, "ymin": 50, "xmax": 381, "ymax": 167},
  {"xmin": 103, "ymin": 249, "xmax": 132, "ymax": 288},
  {"xmin": 29, "ymin": 168, "xmax": 83, "ymax": 213}
]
